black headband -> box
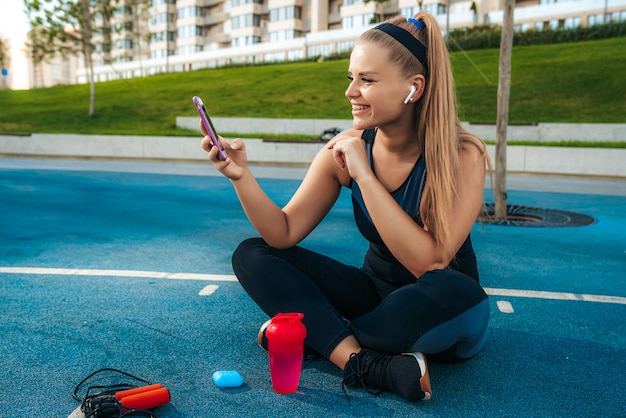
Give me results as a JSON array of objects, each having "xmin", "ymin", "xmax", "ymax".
[{"xmin": 373, "ymin": 23, "xmax": 428, "ymax": 68}]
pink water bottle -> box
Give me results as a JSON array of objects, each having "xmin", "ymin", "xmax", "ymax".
[{"xmin": 265, "ymin": 312, "xmax": 307, "ymax": 394}]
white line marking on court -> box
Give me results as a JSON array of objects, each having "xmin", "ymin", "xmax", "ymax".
[
  {"xmin": 2, "ymin": 267, "xmax": 626, "ymax": 305},
  {"xmin": 0, "ymin": 267, "xmax": 237, "ymax": 282},
  {"xmin": 483, "ymin": 287, "xmax": 626, "ymax": 305},
  {"xmin": 199, "ymin": 285, "xmax": 220, "ymax": 296},
  {"xmin": 496, "ymin": 300, "xmax": 514, "ymax": 313}
]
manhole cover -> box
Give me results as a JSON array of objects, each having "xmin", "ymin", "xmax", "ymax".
[{"xmin": 477, "ymin": 204, "xmax": 596, "ymax": 227}]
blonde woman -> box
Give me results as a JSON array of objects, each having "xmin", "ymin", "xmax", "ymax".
[{"xmin": 201, "ymin": 12, "xmax": 491, "ymax": 402}]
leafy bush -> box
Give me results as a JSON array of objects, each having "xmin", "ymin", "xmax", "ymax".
[{"xmin": 447, "ymin": 21, "xmax": 626, "ymax": 51}]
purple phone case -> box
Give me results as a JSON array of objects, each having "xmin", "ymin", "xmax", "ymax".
[{"xmin": 193, "ymin": 96, "xmax": 227, "ymax": 161}]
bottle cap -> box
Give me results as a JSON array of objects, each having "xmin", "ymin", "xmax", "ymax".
[{"xmin": 265, "ymin": 312, "xmax": 306, "ymax": 343}]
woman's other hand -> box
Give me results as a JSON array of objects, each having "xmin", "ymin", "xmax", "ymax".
[{"xmin": 325, "ymin": 130, "xmax": 372, "ymax": 183}]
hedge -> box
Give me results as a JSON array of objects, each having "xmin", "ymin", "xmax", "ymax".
[{"xmin": 447, "ymin": 20, "xmax": 626, "ymax": 51}]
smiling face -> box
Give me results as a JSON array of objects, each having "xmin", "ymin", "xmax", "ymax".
[{"xmin": 346, "ymin": 41, "xmax": 419, "ymax": 132}]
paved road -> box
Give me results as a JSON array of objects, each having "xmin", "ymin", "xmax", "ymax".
[{"xmin": 1, "ymin": 158, "xmax": 624, "ymax": 417}]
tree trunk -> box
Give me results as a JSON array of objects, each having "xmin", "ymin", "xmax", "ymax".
[
  {"xmin": 494, "ymin": 0, "xmax": 515, "ymax": 219},
  {"xmin": 80, "ymin": 0, "xmax": 96, "ymax": 117}
]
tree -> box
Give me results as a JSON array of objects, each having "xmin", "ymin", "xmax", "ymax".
[
  {"xmin": 25, "ymin": 26, "xmax": 54, "ymax": 88},
  {"xmin": 0, "ymin": 37, "xmax": 9, "ymax": 89},
  {"xmin": 94, "ymin": 0, "xmax": 117, "ymax": 66},
  {"xmin": 0, "ymin": 38, "xmax": 6, "ymax": 70},
  {"xmin": 130, "ymin": 0, "xmax": 151, "ymax": 77},
  {"xmin": 494, "ymin": 0, "xmax": 515, "ymax": 219},
  {"xmin": 23, "ymin": 0, "xmax": 112, "ymax": 116},
  {"xmin": 470, "ymin": 1, "xmax": 477, "ymax": 22}
]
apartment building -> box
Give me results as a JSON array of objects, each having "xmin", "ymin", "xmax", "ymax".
[
  {"xmin": 28, "ymin": 0, "xmax": 626, "ymax": 86},
  {"xmin": 129, "ymin": 0, "xmax": 626, "ymax": 54}
]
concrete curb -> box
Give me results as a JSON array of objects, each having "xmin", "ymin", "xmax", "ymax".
[
  {"xmin": 177, "ymin": 117, "xmax": 626, "ymax": 143},
  {"xmin": 1, "ymin": 132, "xmax": 624, "ymax": 178}
]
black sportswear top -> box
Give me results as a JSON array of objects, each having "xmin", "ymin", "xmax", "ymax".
[{"xmin": 350, "ymin": 129, "xmax": 479, "ymax": 293}]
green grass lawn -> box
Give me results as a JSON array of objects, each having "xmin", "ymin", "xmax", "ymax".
[{"xmin": 0, "ymin": 37, "xmax": 624, "ymax": 137}]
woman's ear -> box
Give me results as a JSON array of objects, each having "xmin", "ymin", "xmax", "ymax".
[{"xmin": 411, "ymin": 74, "xmax": 426, "ymax": 101}]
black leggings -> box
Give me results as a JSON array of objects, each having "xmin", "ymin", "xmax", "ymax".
[{"xmin": 232, "ymin": 238, "xmax": 489, "ymax": 362}]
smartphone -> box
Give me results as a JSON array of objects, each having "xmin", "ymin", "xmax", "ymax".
[{"xmin": 193, "ymin": 96, "xmax": 227, "ymax": 161}]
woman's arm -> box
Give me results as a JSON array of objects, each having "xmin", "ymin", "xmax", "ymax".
[
  {"xmin": 361, "ymin": 143, "xmax": 485, "ymax": 277},
  {"xmin": 202, "ymin": 132, "xmax": 347, "ymax": 249}
]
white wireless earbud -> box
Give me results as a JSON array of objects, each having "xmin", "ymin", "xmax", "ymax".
[{"xmin": 403, "ymin": 85, "xmax": 417, "ymax": 104}]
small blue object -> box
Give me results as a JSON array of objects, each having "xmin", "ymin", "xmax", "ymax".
[
  {"xmin": 1, "ymin": 69, "xmax": 7, "ymax": 77},
  {"xmin": 212, "ymin": 370, "xmax": 244, "ymax": 388},
  {"xmin": 407, "ymin": 17, "xmax": 425, "ymax": 30}
]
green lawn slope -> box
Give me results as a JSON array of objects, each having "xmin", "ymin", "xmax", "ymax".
[{"xmin": 0, "ymin": 36, "xmax": 624, "ymax": 137}]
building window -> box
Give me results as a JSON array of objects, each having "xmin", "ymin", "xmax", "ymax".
[
  {"xmin": 336, "ymin": 40, "xmax": 354, "ymax": 54},
  {"xmin": 232, "ymin": 0, "xmax": 264, "ymax": 5},
  {"xmin": 113, "ymin": 6, "xmax": 132, "ymax": 17},
  {"xmin": 362, "ymin": 13, "xmax": 374, "ymax": 26},
  {"xmin": 269, "ymin": 30, "xmax": 304, "ymax": 42},
  {"xmin": 178, "ymin": 7, "xmax": 204, "ymax": 19},
  {"xmin": 231, "ymin": 14, "xmax": 261, "ymax": 29},
  {"xmin": 308, "ymin": 43, "xmax": 332, "ymax": 57},
  {"xmin": 150, "ymin": 31, "xmax": 175, "ymax": 42},
  {"xmin": 113, "ymin": 39, "xmax": 133, "ymax": 50},
  {"xmin": 264, "ymin": 51, "xmax": 285, "ymax": 62},
  {"xmin": 400, "ymin": 7, "xmax": 417, "ymax": 19},
  {"xmin": 564, "ymin": 17, "xmax": 580, "ymax": 29},
  {"xmin": 150, "ymin": 13, "xmax": 174, "ymax": 25},
  {"xmin": 95, "ymin": 43, "xmax": 111, "ymax": 53},
  {"xmin": 402, "ymin": 3, "xmax": 445, "ymax": 18},
  {"xmin": 178, "ymin": 44, "xmax": 204, "ymax": 55},
  {"xmin": 149, "ymin": 49, "xmax": 175, "ymax": 59},
  {"xmin": 232, "ymin": 36, "xmax": 261, "ymax": 47},
  {"xmin": 427, "ymin": 3, "xmax": 446, "ymax": 16},
  {"xmin": 270, "ymin": 6, "xmax": 302, "ymax": 22},
  {"xmin": 115, "ymin": 22, "xmax": 133, "ymax": 32},
  {"xmin": 287, "ymin": 50, "xmax": 304, "ymax": 61},
  {"xmin": 588, "ymin": 13, "xmax": 606, "ymax": 26},
  {"xmin": 342, "ymin": 14, "xmax": 373, "ymax": 28},
  {"xmin": 178, "ymin": 25, "xmax": 203, "ymax": 38}
]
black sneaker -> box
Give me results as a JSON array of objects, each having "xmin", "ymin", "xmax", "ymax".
[{"xmin": 342, "ymin": 349, "xmax": 432, "ymax": 402}]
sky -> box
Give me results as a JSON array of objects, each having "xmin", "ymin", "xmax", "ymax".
[{"xmin": 0, "ymin": 0, "xmax": 31, "ymax": 89}]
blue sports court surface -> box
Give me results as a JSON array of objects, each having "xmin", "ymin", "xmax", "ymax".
[{"xmin": 0, "ymin": 157, "xmax": 625, "ymax": 417}]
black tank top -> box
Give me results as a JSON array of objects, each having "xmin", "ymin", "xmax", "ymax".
[
  {"xmin": 350, "ymin": 129, "xmax": 479, "ymax": 292},
  {"xmin": 351, "ymin": 129, "xmax": 427, "ymax": 245}
]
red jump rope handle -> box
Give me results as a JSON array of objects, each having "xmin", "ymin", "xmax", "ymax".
[
  {"xmin": 115, "ymin": 383, "xmax": 163, "ymax": 400},
  {"xmin": 117, "ymin": 386, "xmax": 171, "ymax": 410},
  {"xmin": 121, "ymin": 387, "xmax": 171, "ymax": 409}
]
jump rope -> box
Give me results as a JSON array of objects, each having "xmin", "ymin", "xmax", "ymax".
[{"xmin": 72, "ymin": 368, "xmax": 170, "ymax": 418}]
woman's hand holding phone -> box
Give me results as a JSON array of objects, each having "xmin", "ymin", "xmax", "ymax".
[
  {"xmin": 193, "ymin": 96, "xmax": 227, "ymax": 161},
  {"xmin": 195, "ymin": 96, "xmax": 249, "ymax": 181}
]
